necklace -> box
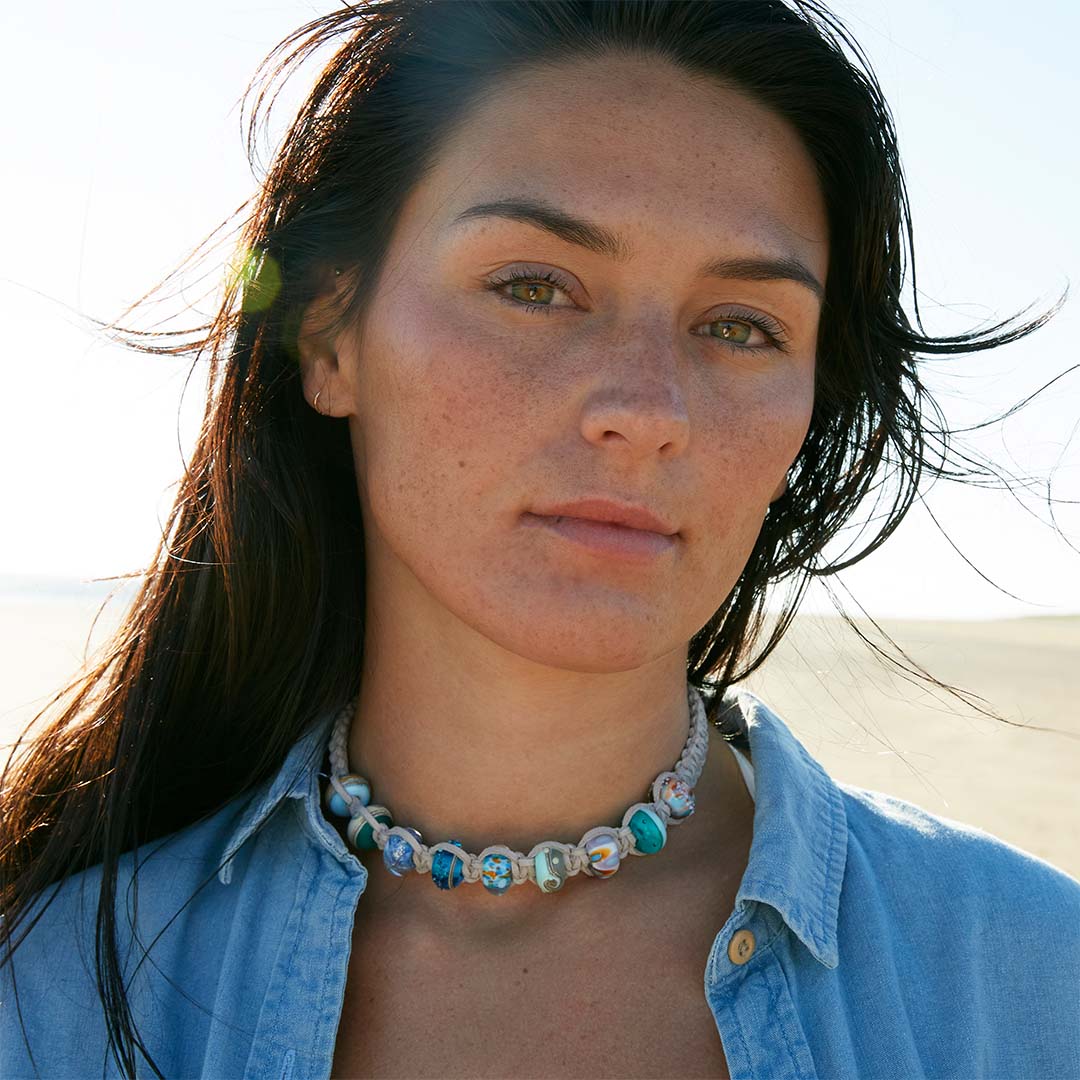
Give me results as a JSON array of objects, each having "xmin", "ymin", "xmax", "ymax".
[{"xmin": 322, "ymin": 683, "xmax": 711, "ymax": 894}]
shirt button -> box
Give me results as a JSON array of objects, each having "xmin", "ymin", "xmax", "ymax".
[{"xmin": 728, "ymin": 928, "xmax": 756, "ymax": 965}]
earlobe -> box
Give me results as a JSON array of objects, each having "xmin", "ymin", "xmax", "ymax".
[
  {"xmin": 296, "ymin": 288, "xmax": 344, "ymax": 417},
  {"xmin": 770, "ymin": 475, "xmax": 789, "ymax": 502}
]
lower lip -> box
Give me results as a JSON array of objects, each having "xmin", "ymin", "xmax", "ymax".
[{"xmin": 523, "ymin": 513, "xmax": 677, "ymax": 560}]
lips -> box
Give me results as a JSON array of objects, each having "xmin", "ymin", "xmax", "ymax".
[
  {"xmin": 522, "ymin": 512, "xmax": 678, "ymax": 560},
  {"xmin": 528, "ymin": 498, "xmax": 677, "ymax": 536}
]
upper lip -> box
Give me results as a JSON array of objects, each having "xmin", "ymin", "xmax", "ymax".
[{"xmin": 531, "ymin": 498, "xmax": 678, "ymax": 536}]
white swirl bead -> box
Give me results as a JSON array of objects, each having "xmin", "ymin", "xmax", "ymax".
[{"xmin": 582, "ymin": 829, "xmax": 622, "ymax": 879}]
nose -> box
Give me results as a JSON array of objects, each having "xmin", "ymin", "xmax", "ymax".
[{"xmin": 578, "ymin": 334, "xmax": 691, "ymax": 459}]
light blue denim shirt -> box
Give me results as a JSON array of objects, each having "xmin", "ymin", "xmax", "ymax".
[{"xmin": 3, "ymin": 688, "xmax": 1078, "ymax": 1079}]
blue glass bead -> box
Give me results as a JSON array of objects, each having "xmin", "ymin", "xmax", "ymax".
[
  {"xmin": 431, "ymin": 839, "xmax": 466, "ymax": 890},
  {"xmin": 480, "ymin": 852, "xmax": 515, "ymax": 895},
  {"xmin": 324, "ymin": 773, "xmax": 372, "ymax": 818},
  {"xmin": 383, "ymin": 827, "xmax": 423, "ymax": 877}
]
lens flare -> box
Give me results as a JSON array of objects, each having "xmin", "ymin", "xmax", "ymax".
[{"xmin": 231, "ymin": 247, "xmax": 282, "ymax": 313}]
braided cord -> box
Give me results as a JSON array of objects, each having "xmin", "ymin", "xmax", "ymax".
[{"xmin": 326, "ymin": 683, "xmax": 710, "ymax": 887}]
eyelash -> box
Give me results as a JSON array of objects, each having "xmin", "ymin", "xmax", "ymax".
[{"xmin": 484, "ymin": 268, "xmax": 789, "ymax": 354}]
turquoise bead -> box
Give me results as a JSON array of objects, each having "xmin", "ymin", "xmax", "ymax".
[
  {"xmin": 324, "ymin": 773, "xmax": 372, "ymax": 818},
  {"xmin": 346, "ymin": 805, "xmax": 393, "ymax": 851},
  {"xmin": 629, "ymin": 806, "xmax": 667, "ymax": 854},
  {"xmin": 431, "ymin": 840, "xmax": 466, "ymax": 890}
]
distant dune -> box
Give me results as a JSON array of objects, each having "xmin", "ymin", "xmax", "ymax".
[{"xmin": 2, "ymin": 577, "xmax": 1077, "ymax": 880}]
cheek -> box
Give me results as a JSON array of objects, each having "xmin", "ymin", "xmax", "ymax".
[
  {"xmin": 678, "ymin": 377, "xmax": 811, "ymax": 617},
  {"xmin": 709, "ymin": 363, "xmax": 813, "ymax": 470},
  {"xmin": 354, "ymin": 290, "xmax": 526, "ymax": 527}
]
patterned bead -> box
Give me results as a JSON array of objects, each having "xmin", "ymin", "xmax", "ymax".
[
  {"xmin": 533, "ymin": 844, "xmax": 570, "ymax": 892},
  {"xmin": 583, "ymin": 830, "xmax": 622, "ymax": 878},
  {"xmin": 628, "ymin": 805, "xmax": 667, "ymax": 854},
  {"xmin": 383, "ymin": 826, "xmax": 423, "ymax": 877},
  {"xmin": 346, "ymin": 805, "xmax": 393, "ymax": 851},
  {"xmin": 657, "ymin": 774, "xmax": 696, "ymax": 821},
  {"xmin": 480, "ymin": 850, "xmax": 515, "ymax": 895},
  {"xmin": 324, "ymin": 773, "xmax": 372, "ymax": 818},
  {"xmin": 431, "ymin": 840, "xmax": 467, "ymax": 890}
]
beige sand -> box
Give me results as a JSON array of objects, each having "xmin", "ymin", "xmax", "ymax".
[
  {"xmin": 741, "ymin": 613, "xmax": 1079, "ymax": 880},
  {"xmin": 2, "ymin": 593, "xmax": 1077, "ymax": 880}
]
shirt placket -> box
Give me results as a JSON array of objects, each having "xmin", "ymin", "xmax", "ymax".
[
  {"xmin": 239, "ymin": 826, "xmax": 367, "ymax": 1080},
  {"xmin": 705, "ymin": 902, "xmax": 819, "ymax": 1080}
]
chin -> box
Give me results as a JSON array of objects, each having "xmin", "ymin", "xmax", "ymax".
[{"xmin": 471, "ymin": 603, "xmax": 682, "ymax": 673}]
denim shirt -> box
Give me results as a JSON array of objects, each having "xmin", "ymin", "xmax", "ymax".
[{"xmin": 3, "ymin": 687, "xmax": 1078, "ymax": 1079}]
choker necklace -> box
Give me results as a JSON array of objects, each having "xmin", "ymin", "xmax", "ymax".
[{"xmin": 322, "ymin": 683, "xmax": 710, "ymax": 894}]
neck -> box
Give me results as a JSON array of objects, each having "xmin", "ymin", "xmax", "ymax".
[
  {"xmin": 328, "ymin": 577, "xmax": 748, "ymax": 930},
  {"xmin": 348, "ymin": 638, "xmax": 694, "ymax": 855}
]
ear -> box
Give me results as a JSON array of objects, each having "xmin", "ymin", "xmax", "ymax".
[
  {"xmin": 296, "ymin": 269, "xmax": 349, "ymax": 417},
  {"xmin": 770, "ymin": 474, "xmax": 789, "ymax": 502}
]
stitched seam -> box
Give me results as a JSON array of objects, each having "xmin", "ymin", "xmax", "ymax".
[
  {"xmin": 765, "ymin": 963, "xmax": 802, "ymax": 1074},
  {"xmin": 727, "ymin": 997, "xmax": 754, "ymax": 1080},
  {"xmin": 738, "ymin": 879, "xmax": 820, "ymax": 951},
  {"xmin": 279, "ymin": 1047, "xmax": 296, "ymax": 1080},
  {"xmin": 259, "ymin": 846, "xmax": 322, "ymax": 1060},
  {"xmin": 315, "ymin": 876, "xmax": 356, "ymax": 1063},
  {"xmin": 815, "ymin": 772, "xmax": 846, "ymax": 954}
]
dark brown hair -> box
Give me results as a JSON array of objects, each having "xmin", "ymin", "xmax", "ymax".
[{"xmin": 1, "ymin": 1, "xmax": 1072, "ymax": 1075}]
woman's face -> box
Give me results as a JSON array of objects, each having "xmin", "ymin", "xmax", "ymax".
[{"xmin": 319, "ymin": 52, "xmax": 829, "ymax": 673}]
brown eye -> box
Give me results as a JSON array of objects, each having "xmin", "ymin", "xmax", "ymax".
[
  {"xmin": 485, "ymin": 266, "xmax": 576, "ymax": 314},
  {"xmin": 507, "ymin": 281, "xmax": 557, "ymax": 305},
  {"xmin": 707, "ymin": 320, "xmax": 754, "ymax": 345},
  {"xmin": 697, "ymin": 308, "xmax": 788, "ymax": 354}
]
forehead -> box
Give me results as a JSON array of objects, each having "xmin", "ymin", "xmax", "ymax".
[{"xmin": 415, "ymin": 52, "xmax": 829, "ymax": 270}]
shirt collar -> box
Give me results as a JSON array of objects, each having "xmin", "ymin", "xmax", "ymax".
[
  {"xmin": 216, "ymin": 706, "xmax": 339, "ymax": 886},
  {"xmin": 214, "ymin": 688, "xmax": 848, "ymax": 970},
  {"xmin": 725, "ymin": 686, "xmax": 847, "ymax": 969}
]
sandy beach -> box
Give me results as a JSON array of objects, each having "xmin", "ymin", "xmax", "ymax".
[{"xmin": 2, "ymin": 579, "xmax": 1077, "ymax": 880}]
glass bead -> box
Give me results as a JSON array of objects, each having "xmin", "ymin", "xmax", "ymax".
[
  {"xmin": 324, "ymin": 773, "xmax": 372, "ymax": 818},
  {"xmin": 583, "ymin": 831, "xmax": 621, "ymax": 878},
  {"xmin": 431, "ymin": 840, "xmax": 466, "ymax": 890},
  {"xmin": 658, "ymin": 775, "xmax": 696, "ymax": 820},
  {"xmin": 480, "ymin": 852, "xmax": 514, "ymax": 895},
  {"xmin": 533, "ymin": 845, "xmax": 570, "ymax": 892},
  {"xmin": 383, "ymin": 827, "xmax": 423, "ymax": 877},
  {"xmin": 628, "ymin": 805, "xmax": 667, "ymax": 854},
  {"xmin": 346, "ymin": 805, "xmax": 393, "ymax": 851}
]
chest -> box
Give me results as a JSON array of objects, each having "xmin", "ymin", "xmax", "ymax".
[{"xmin": 329, "ymin": 899, "xmax": 734, "ymax": 1079}]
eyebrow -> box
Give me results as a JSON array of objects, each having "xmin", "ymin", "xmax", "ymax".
[{"xmin": 449, "ymin": 197, "xmax": 825, "ymax": 300}]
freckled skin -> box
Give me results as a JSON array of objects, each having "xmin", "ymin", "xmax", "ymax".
[
  {"xmin": 299, "ymin": 52, "xmax": 827, "ymax": 929},
  {"xmin": 345, "ymin": 80, "xmax": 823, "ymax": 666}
]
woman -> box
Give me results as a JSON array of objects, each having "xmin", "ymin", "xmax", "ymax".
[{"xmin": 2, "ymin": 1, "xmax": 1077, "ymax": 1077}]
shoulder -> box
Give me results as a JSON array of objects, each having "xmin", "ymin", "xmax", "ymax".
[
  {"xmin": 837, "ymin": 781, "xmax": 1080, "ymax": 968},
  {"xmin": 0, "ymin": 792, "xmax": 251, "ymax": 1078},
  {"xmin": 840, "ymin": 781, "xmax": 1079, "ymax": 904}
]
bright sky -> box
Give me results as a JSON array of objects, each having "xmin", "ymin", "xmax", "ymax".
[{"xmin": 1, "ymin": 0, "xmax": 1077, "ymax": 619}]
